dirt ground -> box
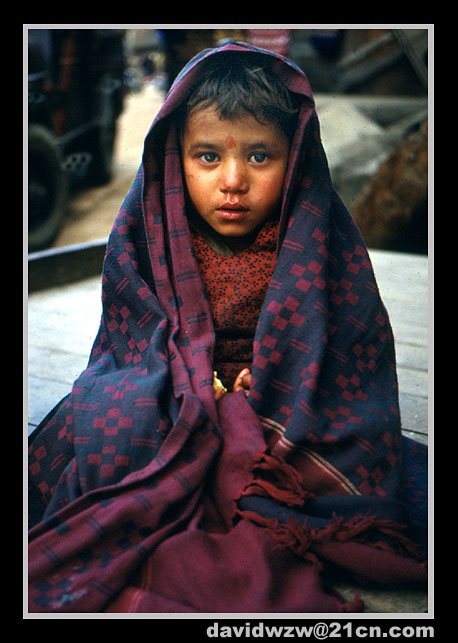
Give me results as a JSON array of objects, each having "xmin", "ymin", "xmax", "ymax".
[{"xmin": 52, "ymin": 85, "xmax": 165, "ymax": 248}]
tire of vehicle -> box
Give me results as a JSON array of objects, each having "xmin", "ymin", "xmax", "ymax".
[
  {"xmin": 87, "ymin": 75, "xmax": 119, "ymax": 185},
  {"xmin": 28, "ymin": 124, "xmax": 67, "ymax": 251}
]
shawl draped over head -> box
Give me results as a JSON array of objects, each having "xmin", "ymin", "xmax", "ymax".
[{"xmin": 28, "ymin": 42, "xmax": 428, "ymax": 614}]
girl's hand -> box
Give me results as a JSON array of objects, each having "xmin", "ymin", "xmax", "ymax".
[
  {"xmin": 233, "ymin": 368, "xmax": 251, "ymax": 396},
  {"xmin": 213, "ymin": 372, "xmax": 227, "ymax": 401}
]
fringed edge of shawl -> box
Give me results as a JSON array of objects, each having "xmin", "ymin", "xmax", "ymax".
[
  {"xmin": 236, "ymin": 450, "xmax": 425, "ymax": 568},
  {"xmin": 236, "ymin": 510, "xmax": 424, "ymax": 571},
  {"xmin": 236, "ymin": 450, "xmax": 316, "ymax": 507}
]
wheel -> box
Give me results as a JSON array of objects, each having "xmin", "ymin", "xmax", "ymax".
[{"xmin": 28, "ymin": 124, "xmax": 67, "ymax": 251}]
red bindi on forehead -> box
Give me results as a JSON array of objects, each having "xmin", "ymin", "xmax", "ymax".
[{"xmin": 225, "ymin": 135, "xmax": 236, "ymax": 149}]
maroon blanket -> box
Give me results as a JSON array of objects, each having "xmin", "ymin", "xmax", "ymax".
[{"xmin": 28, "ymin": 42, "xmax": 427, "ymax": 613}]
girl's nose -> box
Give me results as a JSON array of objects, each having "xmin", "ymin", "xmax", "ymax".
[{"xmin": 219, "ymin": 160, "xmax": 248, "ymax": 195}]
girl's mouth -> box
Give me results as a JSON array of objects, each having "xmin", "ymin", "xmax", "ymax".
[{"xmin": 216, "ymin": 203, "xmax": 249, "ymax": 221}]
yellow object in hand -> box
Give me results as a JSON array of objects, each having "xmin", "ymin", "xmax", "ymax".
[{"xmin": 213, "ymin": 371, "xmax": 227, "ymax": 396}]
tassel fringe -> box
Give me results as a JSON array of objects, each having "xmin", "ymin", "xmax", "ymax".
[
  {"xmin": 240, "ymin": 451, "xmax": 314, "ymax": 507},
  {"xmin": 237, "ymin": 507, "xmax": 422, "ymax": 565},
  {"xmin": 237, "ymin": 450, "xmax": 422, "ymax": 565}
]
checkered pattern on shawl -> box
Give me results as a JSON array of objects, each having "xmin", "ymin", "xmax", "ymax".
[{"xmin": 28, "ymin": 42, "xmax": 427, "ymax": 613}]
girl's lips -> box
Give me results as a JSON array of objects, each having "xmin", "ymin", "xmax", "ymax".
[{"xmin": 216, "ymin": 204, "xmax": 249, "ymax": 221}]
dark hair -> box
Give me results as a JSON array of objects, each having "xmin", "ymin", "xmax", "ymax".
[{"xmin": 179, "ymin": 54, "xmax": 299, "ymax": 141}]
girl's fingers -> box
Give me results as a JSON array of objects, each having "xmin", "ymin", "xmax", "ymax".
[{"xmin": 233, "ymin": 368, "xmax": 251, "ymax": 395}]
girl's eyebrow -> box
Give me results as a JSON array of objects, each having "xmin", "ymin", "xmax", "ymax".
[
  {"xmin": 245, "ymin": 141, "xmax": 287, "ymax": 155},
  {"xmin": 188, "ymin": 141, "xmax": 275, "ymax": 152},
  {"xmin": 187, "ymin": 141, "xmax": 219, "ymax": 151},
  {"xmin": 245, "ymin": 142, "xmax": 270, "ymax": 150}
]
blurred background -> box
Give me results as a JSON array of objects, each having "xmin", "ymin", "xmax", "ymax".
[{"xmin": 27, "ymin": 26, "xmax": 430, "ymax": 282}]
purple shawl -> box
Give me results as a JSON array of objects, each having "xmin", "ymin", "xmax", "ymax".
[{"xmin": 28, "ymin": 42, "xmax": 427, "ymax": 613}]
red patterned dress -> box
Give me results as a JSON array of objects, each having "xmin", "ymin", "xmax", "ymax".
[{"xmin": 191, "ymin": 220, "xmax": 279, "ymax": 389}]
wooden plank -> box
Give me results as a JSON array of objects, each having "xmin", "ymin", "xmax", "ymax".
[
  {"xmin": 28, "ymin": 375, "xmax": 71, "ymax": 430},
  {"xmin": 28, "ymin": 239, "xmax": 107, "ymax": 292},
  {"xmin": 393, "ymin": 326, "xmax": 428, "ymax": 350},
  {"xmin": 395, "ymin": 341, "xmax": 429, "ymax": 371},
  {"xmin": 27, "ymin": 275, "xmax": 102, "ymax": 432},
  {"xmin": 397, "ymin": 366, "xmax": 428, "ymax": 399},
  {"xmin": 332, "ymin": 579, "xmax": 428, "ymax": 613},
  {"xmin": 368, "ymin": 249, "xmax": 429, "ymax": 444},
  {"xmin": 370, "ymin": 254, "xmax": 428, "ymax": 308},
  {"xmin": 399, "ymin": 392, "xmax": 429, "ymax": 442}
]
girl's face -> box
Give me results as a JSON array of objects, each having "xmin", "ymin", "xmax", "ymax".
[{"xmin": 182, "ymin": 106, "xmax": 290, "ymax": 250}]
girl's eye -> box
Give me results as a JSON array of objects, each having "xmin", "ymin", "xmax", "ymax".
[
  {"xmin": 200, "ymin": 152, "xmax": 219, "ymax": 164},
  {"xmin": 250, "ymin": 152, "xmax": 269, "ymax": 164}
]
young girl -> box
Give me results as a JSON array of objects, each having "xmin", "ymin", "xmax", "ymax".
[
  {"xmin": 180, "ymin": 55, "xmax": 298, "ymax": 397},
  {"xmin": 28, "ymin": 42, "xmax": 427, "ymax": 614}
]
